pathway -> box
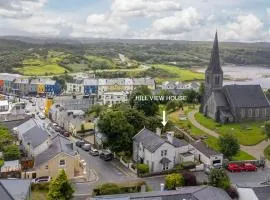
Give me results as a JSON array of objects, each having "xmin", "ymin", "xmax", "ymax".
[{"xmin": 187, "ymin": 110, "xmax": 270, "ymax": 167}]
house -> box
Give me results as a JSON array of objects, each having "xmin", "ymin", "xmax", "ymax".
[
  {"xmin": 133, "ymin": 78, "xmax": 156, "ymax": 90},
  {"xmin": 92, "ymin": 185, "xmax": 232, "ymax": 200},
  {"xmin": 191, "ymin": 140, "xmax": 223, "ymax": 167},
  {"xmin": 66, "ymin": 78, "xmax": 84, "ymax": 94},
  {"xmin": 103, "ymin": 91, "xmax": 129, "ymax": 105},
  {"xmin": 124, "ymin": 78, "xmax": 134, "ymax": 91},
  {"xmin": 0, "ymin": 179, "xmax": 31, "ymax": 200},
  {"xmin": 201, "ymin": 32, "xmax": 270, "ymax": 123},
  {"xmin": 22, "ymin": 134, "xmax": 81, "ymax": 179},
  {"xmin": 0, "ymin": 73, "xmax": 21, "ymax": 94},
  {"xmin": 0, "ymin": 160, "xmax": 21, "ymax": 178},
  {"xmin": 236, "ymin": 183, "xmax": 270, "ymax": 200},
  {"xmin": 0, "ymin": 100, "xmax": 9, "ymax": 112},
  {"xmin": 13, "ymin": 78, "xmax": 29, "ymax": 96},
  {"xmin": 84, "ymin": 79, "xmax": 98, "ymax": 95},
  {"xmin": 133, "ymin": 128, "xmax": 193, "ymax": 173},
  {"xmin": 29, "ymin": 79, "xmax": 39, "ymax": 95},
  {"xmin": 44, "ymin": 79, "xmax": 56, "ymax": 95}
]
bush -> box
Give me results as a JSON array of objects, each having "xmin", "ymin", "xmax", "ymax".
[
  {"xmin": 226, "ymin": 187, "xmax": 239, "ymax": 199},
  {"xmin": 99, "ymin": 183, "xmax": 121, "ymax": 195},
  {"xmin": 174, "ymin": 164, "xmax": 184, "ymax": 171},
  {"xmin": 137, "ymin": 164, "xmax": 149, "ymax": 174},
  {"xmin": 180, "ymin": 161, "xmax": 196, "ymax": 170},
  {"xmin": 165, "ymin": 173, "xmax": 184, "ymax": 190},
  {"xmin": 0, "ymin": 159, "xmax": 3, "ymax": 168},
  {"xmin": 31, "ymin": 182, "xmax": 50, "ymax": 191},
  {"xmin": 183, "ymin": 172, "xmax": 197, "ymax": 186},
  {"xmin": 209, "ymin": 168, "xmax": 231, "ymax": 189}
]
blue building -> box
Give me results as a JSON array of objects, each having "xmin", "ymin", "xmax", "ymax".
[
  {"xmin": 83, "ymin": 79, "xmax": 98, "ymax": 95},
  {"xmin": 54, "ymin": 80, "xmax": 62, "ymax": 96},
  {"xmin": 44, "ymin": 79, "xmax": 56, "ymax": 94}
]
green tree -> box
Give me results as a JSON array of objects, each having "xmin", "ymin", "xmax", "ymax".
[
  {"xmin": 218, "ymin": 133, "xmax": 240, "ymax": 159},
  {"xmin": 209, "ymin": 168, "xmax": 231, "ymax": 189},
  {"xmin": 165, "ymin": 173, "xmax": 184, "ymax": 190},
  {"xmin": 48, "ymin": 170, "xmax": 74, "ymax": 200},
  {"xmin": 99, "ymin": 183, "xmax": 121, "ymax": 195},
  {"xmin": 3, "ymin": 145, "xmax": 20, "ymax": 161},
  {"xmin": 157, "ymin": 90, "xmax": 174, "ymax": 104},
  {"xmin": 183, "ymin": 89, "xmax": 199, "ymax": 104},
  {"xmin": 264, "ymin": 121, "xmax": 270, "ymax": 140},
  {"xmin": 137, "ymin": 164, "xmax": 149, "ymax": 174},
  {"xmin": 166, "ymin": 100, "xmax": 183, "ymax": 112},
  {"xmin": 88, "ymin": 104, "xmax": 105, "ymax": 117}
]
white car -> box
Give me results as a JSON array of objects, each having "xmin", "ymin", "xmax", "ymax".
[
  {"xmin": 31, "ymin": 176, "xmax": 51, "ymax": 183},
  {"xmin": 38, "ymin": 113, "xmax": 46, "ymax": 119}
]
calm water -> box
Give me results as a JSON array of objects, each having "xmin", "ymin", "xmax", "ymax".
[{"xmin": 195, "ymin": 65, "xmax": 270, "ymax": 89}]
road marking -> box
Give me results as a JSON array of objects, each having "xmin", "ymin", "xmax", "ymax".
[{"xmin": 111, "ymin": 162, "xmax": 130, "ymax": 177}]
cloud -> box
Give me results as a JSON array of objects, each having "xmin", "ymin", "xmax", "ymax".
[
  {"xmin": 222, "ymin": 14, "xmax": 265, "ymax": 41},
  {"xmin": 267, "ymin": 8, "xmax": 270, "ymax": 17},
  {"xmin": 0, "ymin": 0, "xmax": 47, "ymax": 18},
  {"xmin": 111, "ymin": 0, "xmax": 181, "ymax": 17},
  {"xmin": 152, "ymin": 7, "xmax": 201, "ymax": 34}
]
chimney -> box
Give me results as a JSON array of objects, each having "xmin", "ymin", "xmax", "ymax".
[
  {"xmin": 167, "ymin": 131, "xmax": 175, "ymax": 144},
  {"xmin": 156, "ymin": 128, "xmax": 161, "ymax": 137}
]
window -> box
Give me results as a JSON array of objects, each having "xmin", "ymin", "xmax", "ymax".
[
  {"xmin": 264, "ymin": 108, "xmax": 268, "ymax": 117},
  {"xmin": 161, "ymin": 150, "xmax": 167, "ymax": 157},
  {"xmin": 163, "ymin": 163, "xmax": 169, "ymax": 171},
  {"xmin": 241, "ymin": 109, "xmax": 245, "ymax": 118},
  {"xmin": 45, "ymin": 165, "xmax": 48, "ymax": 170},
  {"xmin": 255, "ymin": 109, "xmax": 260, "ymax": 117},
  {"xmin": 215, "ymin": 76, "xmax": 220, "ymax": 84},
  {"xmin": 248, "ymin": 109, "xmax": 253, "ymax": 117},
  {"xmin": 59, "ymin": 160, "xmax": 65, "ymax": 166}
]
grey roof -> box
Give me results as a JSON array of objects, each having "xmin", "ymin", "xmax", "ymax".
[
  {"xmin": 83, "ymin": 79, "xmax": 98, "ymax": 85},
  {"xmin": 34, "ymin": 134, "xmax": 77, "ymax": 167},
  {"xmin": 0, "ymin": 73, "xmax": 21, "ymax": 81},
  {"xmin": 14, "ymin": 78, "xmax": 29, "ymax": 84},
  {"xmin": 1, "ymin": 116, "xmax": 31, "ymax": 130},
  {"xmin": 223, "ymin": 84, "xmax": 270, "ymax": 108},
  {"xmin": 15, "ymin": 118, "xmax": 37, "ymax": 135},
  {"xmin": 192, "ymin": 141, "xmax": 222, "ymax": 158},
  {"xmin": 92, "ymin": 186, "xmax": 232, "ymax": 200},
  {"xmin": 213, "ymin": 90, "xmax": 228, "ymax": 107},
  {"xmin": 0, "ymin": 180, "xmax": 31, "ymax": 200},
  {"xmin": 169, "ymin": 137, "xmax": 189, "ymax": 148},
  {"xmin": 252, "ymin": 186, "xmax": 270, "ymax": 200},
  {"xmin": 206, "ymin": 32, "xmax": 223, "ymax": 74},
  {"xmin": 22, "ymin": 125, "xmax": 50, "ymax": 148},
  {"xmin": 133, "ymin": 128, "xmax": 165, "ymax": 153},
  {"xmin": 160, "ymin": 157, "xmax": 171, "ymax": 164},
  {"xmin": 0, "ymin": 182, "xmax": 14, "ymax": 200}
]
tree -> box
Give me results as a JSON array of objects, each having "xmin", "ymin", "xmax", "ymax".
[
  {"xmin": 166, "ymin": 100, "xmax": 183, "ymax": 112},
  {"xmin": 208, "ymin": 168, "xmax": 231, "ymax": 189},
  {"xmin": 165, "ymin": 173, "xmax": 184, "ymax": 190},
  {"xmin": 88, "ymin": 104, "xmax": 105, "ymax": 117},
  {"xmin": 48, "ymin": 170, "xmax": 74, "ymax": 200},
  {"xmin": 3, "ymin": 145, "xmax": 20, "ymax": 161},
  {"xmin": 183, "ymin": 89, "xmax": 199, "ymax": 104},
  {"xmin": 80, "ymin": 124, "xmax": 85, "ymax": 132},
  {"xmin": 157, "ymin": 90, "xmax": 174, "ymax": 104},
  {"xmin": 264, "ymin": 121, "xmax": 270, "ymax": 140},
  {"xmin": 218, "ymin": 133, "xmax": 240, "ymax": 159}
]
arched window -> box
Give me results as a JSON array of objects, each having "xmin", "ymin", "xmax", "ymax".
[
  {"xmin": 215, "ymin": 76, "xmax": 220, "ymax": 84},
  {"xmin": 248, "ymin": 109, "xmax": 253, "ymax": 117}
]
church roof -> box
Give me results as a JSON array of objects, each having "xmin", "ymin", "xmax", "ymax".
[
  {"xmin": 206, "ymin": 32, "xmax": 223, "ymax": 74},
  {"xmin": 223, "ymin": 84, "xmax": 270, "ymax": 108},
  {"xmin": 213, "ymin": 90, "xmax": 228, "ymax": 107}
]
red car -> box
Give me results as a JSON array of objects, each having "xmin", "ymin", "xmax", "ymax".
[
  {"xmin": 242, "ymin": 163, "xmax": 257, "ymax": 171},
  {"xmin": 227, "ymin": 163, "xmax": 241, "ymax": 172}
]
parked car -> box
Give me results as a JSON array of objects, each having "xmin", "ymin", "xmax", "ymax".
[
  {"xmin": 82, "ymin": 143, "xmax": 91, "ymax": 151},
  {"xmin": 62, "ymin": 131, "xmax": 70, "ymax": 137},
  {"xmin": 31, "ymin": 176, "xmax": 51, "ymax": 183},
  {"xmin": 38, "ymin": 113, "xmax": 46, "ymax": 119},
  {"xmin": 227, "ymin": 163, "xmax": 241, "ymax": 172},
  {"xmin": 75, "ymin": 140, "xmax": 85, "ymax": 148},
  {"xmin": 54, "ymin": 126, "xmax": 62, "ymax": 133},
  {"xmin": 242, "ymin": 163, "xmax": 257, "ymax": 171},
  {"xmin": 89, "ymin": 148, "xmax": 99, "ymax": 156},
  {"xmin": 100, "ymin": 150, "xmax": 114, "ymax": 161}
]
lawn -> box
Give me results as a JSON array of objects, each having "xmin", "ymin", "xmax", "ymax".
[
  {"xmin": 264, "ymin": 145, "xmax": 270, "ymax": 161},
  {"xmin": 31, "ymin": 190, "xmax": 48, "ymax": 200},
  {"xmin": 194, "ymin": 112, "xmax": 266, "ymax": 146},
  {"xmin": 152, "ymin": 64, "xmax": 204, "ymax": 83},
  {"xmin": 168, "ymin": 107, "xmax": 255, "ymax": 161},
  {"xmin": 15, "ymin": 64, "xmax": 67, "ymax": 76}
]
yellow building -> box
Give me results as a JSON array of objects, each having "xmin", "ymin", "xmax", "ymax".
[
  {"xmin": 108, "ymin": 83, "xmax": 125, "ymax": 92},
  {"xmin": 37, "ymin": 84, "xmax": 45, "ymax": 94},
  {"xmin": 44, "ymin": 97, "xmax": 53, "ymax": 116}
]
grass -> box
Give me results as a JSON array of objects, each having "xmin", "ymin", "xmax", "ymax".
[
  {"xmin": 31, "ymin": 190, "xmax": 48, "ymax": 200},
  {"xmin": 194, "ymin": 112, "xmax": 266, "ymax": 146},
  {"xmin": 152, "ymin": 64, "xmax": 204, "ymax": 83},
  {"xmin": 264, "ymin": 145, "xmax": 270, "ymax": 161},
  {"xmin": 168, "ymin": 106, "xmax": 255, "ymax": 161},
  {"xmin": 15, "ymin": 64, "xmax": 67, "ymax": 76}
]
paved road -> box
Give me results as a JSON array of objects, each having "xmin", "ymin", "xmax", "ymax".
[{"xmin": 188, "ymin": 110, "xmax": 270, "ymax": 167}]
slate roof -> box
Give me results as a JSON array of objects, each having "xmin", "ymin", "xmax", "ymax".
[
  {"xmin": 133, "ymin": 128, "xmax": 165, "ymax": 153},
  {"xmin": 206, "ymin": 32, "xmax": 223, "ymax": 74},
  {"xmin": 168, "ymin": 137, "xmax": 189, "ymax": 148},
  {"xmin": 252, "ymin": 186, "xmax": 270, "ymax": 200},
  {"xmin": 0, "ymin": 180, "xmax": 31, "ymax": 200},
  {"xmin": 34, "ymin": 134, "xmax": 77, "ymax": 167},
  {"xmin": 15, "ymin": 118, "xmax": 37, "ymax": 136},
  {"xmin": 92, "ymin": 186, "xmax": 232, "ymax": 200},
  {"xmin": 21, "ymin": 125, "xmax": 50, "ymax": 148},
  {"xmin": 213, "ymin": 90, "xmax": 229, "ymax": 107},
  {"xmin": 191, "ymin": 141, "xmax": 222, "ymax": 158},
  {"xmin": 223, "ymin": 84, "xmax": 270, "ymax": 108}
]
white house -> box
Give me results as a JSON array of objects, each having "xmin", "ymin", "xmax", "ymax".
[
  {"xmin": 133, "ymin": 128, "xmax": 194, "ymax": 173},
  {"xmin": 0, "ymin": 100, "xmax": 9, "ymax": 112},
  {"xmin": 103, "ymin": 91, "xmax": 128, "ymax": 105},
  {"xmin": 66, "ymin": 79, "xmax": 84, "ymax": 94}
]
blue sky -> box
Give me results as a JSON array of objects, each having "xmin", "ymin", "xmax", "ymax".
[{"xmin": 0, "ymin": 0, "xmax": 269, "ymax": 41}]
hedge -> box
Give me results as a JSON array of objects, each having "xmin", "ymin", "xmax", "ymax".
[
  {"xmin": 137, "ymin": 164, "xmax": 149, "ymax": 174},
  {"xmin": 180, "ymin": 161, "xmax": 196, "ymax": 170},
  {"xmin": 31, "ymin": 182, "xmax": 50, "ymax": 191}
]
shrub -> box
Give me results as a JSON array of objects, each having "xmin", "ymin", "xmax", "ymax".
[
  {"xmin": 31, "ymin": 182, "xmax": 50, "ymax": 191},
  {"xmin": 99, "ymin": 183, "xmax": 121, "ymax": 195},
  {"xmin": 174, "ymin": 164, "xmax": 184, "ymax": 171},
  {"xmin": 180, "ymin": 161, "xmax": 196, "ymax": 170},
  {"xmin": 183, "ymin": 172, "xmax": 197, "ymax": 186},
  {"xmin": 0, "ymin": 159, "xmax": 3, "ymax": 168},
  {"xmin": 137, "ymin": 164, "xmax": 149, "ymax": 174},
  {"xmin": 226, "ymin": 187, "xmax": 239, "ymax": 199},
  {"xmin": 209, "ymin": 168, "xmax": 231, "ymax": 189},
  {"xmin": 165, "ymin": 173, "xmax": 184, "ymax": 190}
]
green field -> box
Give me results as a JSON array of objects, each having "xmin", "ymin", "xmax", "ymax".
[
  {"xmin": 15, "ymin": 64, "xmax": 66, "ymax": 76},
  {"xmin": 195, "ymin": 112, "xmax": 266, "ymax": 146},
  {"xmin": 168, "ymin": 107, "xmax": 255, "ymax": 161},
  {"xmin": 152, "ymin": 64, "xmax": 204, "ymax": 82}
]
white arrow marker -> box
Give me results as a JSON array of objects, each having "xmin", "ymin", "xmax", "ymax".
[{"xmin": 162, "ymin": 110, "xmax": 168, "ymax": 126}]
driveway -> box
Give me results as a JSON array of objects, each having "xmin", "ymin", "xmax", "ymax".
[{"xmin": 188, "ymin": 110, "xmax": 270, "ymax": 167}]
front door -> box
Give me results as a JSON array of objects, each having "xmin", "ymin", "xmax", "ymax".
[{"xmin": 32, "ymin": 172, "xmax": 36, "ymax": 179}]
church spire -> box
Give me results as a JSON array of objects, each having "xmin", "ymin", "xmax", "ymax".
[{"xmin": 206, "ymin": 31, "xmax": 223, "ymax": 73}]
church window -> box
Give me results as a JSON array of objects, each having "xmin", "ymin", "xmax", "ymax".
[
  {"xmin": 215, "ymin": 76, "xmax": 220, "ymax": 85},
  {"xmin": 241, "ymin": 109, "xmax": 245, "ymax": 118},
  {"xmin": 248, "ymin": 109, "xmax": 253, "ymax": 117},
  {"xmin": 255, "ymin": 109, "xmax": 260, "ymax": 117},
  {"xmin": 263, "ymin": 108, "xmax": 268, "ymax": 117},
  {"xmin": 206, "ymin": 76, "xmax": 210, "ymax": 84}
]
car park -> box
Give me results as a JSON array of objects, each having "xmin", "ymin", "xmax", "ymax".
[
  {"xmin": 227, "ymin": 163, "xmax": 241, "ymax": 172},
  {"xmin": 100, "ymin": 150, "xmax": 114, "ymax": 161},
  {"xmin": 31, "ymin": 176, "xmax": 51, "ymax": 183},
  {"xmin": 89, "ymin": 148, "xmax": 99, "ymax": 156},
  {"xmin": 75, "ymin": 140, "xmax": 85, "ymax": 148},
  {"xmin": 82, "ymin": 143, "xmax": 91, "ymax": 151}
]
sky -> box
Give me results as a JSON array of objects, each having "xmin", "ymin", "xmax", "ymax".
[{"xmin": 0, "ymin": 0, "xmax": 270, "ymax": 42}]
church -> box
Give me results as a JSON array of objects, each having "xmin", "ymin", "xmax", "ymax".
[{"xmin": 201, "ymin": 32, "xmax": 270, "ymax": 123}]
